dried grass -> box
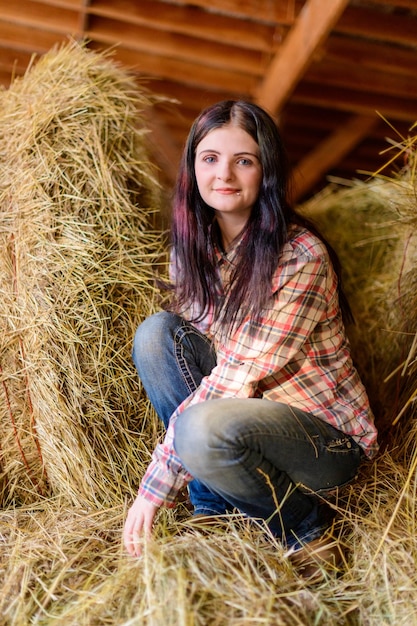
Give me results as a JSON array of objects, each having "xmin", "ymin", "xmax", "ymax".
[
  {"xmin": 1, "ymin": 439, "xmax": 417, "ymax": 625},
  {"xmin": 0, "ymin": 40, "xmax": 166, "ymax": 508},
  {"xmin": 1, "ymin": 42, "xmax": 417, "ymax": 625},
  {"xmin": 301, "ymin": 125, "xmax": 417, "ymax": 437}
]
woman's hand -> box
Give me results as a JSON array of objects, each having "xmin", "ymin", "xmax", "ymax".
[{"xmin": 123, "ymin": 494, "xmax": 159, "ymax": 557}]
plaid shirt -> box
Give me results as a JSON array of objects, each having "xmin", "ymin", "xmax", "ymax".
[{"xmin": 138, "ymin": 227, "xmax": 378, "ymax": 507}]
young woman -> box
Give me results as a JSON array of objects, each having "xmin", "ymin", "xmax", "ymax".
[{"xmin": 123, "ymin": 100, "xmax": 378, "ymax": 572}]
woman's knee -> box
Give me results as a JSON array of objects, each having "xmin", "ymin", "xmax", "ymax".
[
  {"xmin": 174, "ymin": 403, "xmax": 218, "ymax": 470},
  {"xmin": 132, "ymin": 311, "xmax": 178, "ymax": 363}
]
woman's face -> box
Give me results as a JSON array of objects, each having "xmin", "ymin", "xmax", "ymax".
[{"xmin": 194, "ymin": 124, "xmax": 262, "ymax": 225}]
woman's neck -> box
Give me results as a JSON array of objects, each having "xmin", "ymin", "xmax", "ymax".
[{"xmin": 216, "ymin": 215, "xmax": 248, "ymax": 251}]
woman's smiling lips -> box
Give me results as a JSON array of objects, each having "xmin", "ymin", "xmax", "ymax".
[{"xmin": 214, "ymin": 187, "xmax": 240, "ymax": 194}]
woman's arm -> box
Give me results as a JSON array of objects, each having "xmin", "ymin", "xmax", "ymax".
[{"xmin": 123, "ymin": 417, "xmax": 194, "ymax": 556}]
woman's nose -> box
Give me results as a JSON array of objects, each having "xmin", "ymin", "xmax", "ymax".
[{"xmin": 216, "ymin": 161, "xmax": 232, "ymax": 181}]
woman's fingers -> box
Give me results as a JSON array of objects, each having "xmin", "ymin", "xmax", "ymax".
[{"xmin": 123, "ymin": 495, "xmax": 159, "ymax": 557}]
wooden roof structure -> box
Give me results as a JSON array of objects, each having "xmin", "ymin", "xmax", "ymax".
[{"xmin": 0, "ymin": 0, "xmax": 416, "ymax": 201}]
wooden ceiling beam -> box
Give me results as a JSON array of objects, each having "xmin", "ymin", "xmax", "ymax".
[
  {"xmin": 89, "ymin": 44, "xmax": 258, "ymax": 94},
  {"xmin": 159, "ymin": 0, "xmax": 300, "ymax": 23},
  {"xmin": 292, "ymin": 114, "xmax": 378, "ymax": 202},
  {"xmin": 289, "ymin": 137, "xmax": 396, "ymax": 163},
  {"xmin": 372, "ymin": 0, "xmax": 417, "ymax": 8},
  {"xmin": 306, "ymin": 59, "xmax": 417, "ymax": 100},
  {"xmin": 30, "ymin": 0, "xmax": 86, "ymax": 7},
  {"xmin": 255, "ymin": 0, "xmax": 349, "ymax": 115},
  {"xmin": 281, "ymin": 110, "xmax": 353, "ymax": 134},
  {"xmin": 338, "ymin": 5, "xmax": 417, "ymax": 47},
  {"xmin": 0, "ymin": 46, "xmax": 33, "ymax": 72},
  {"xmin": 325, "ymin": 35, "xmax": 417, "ymax": 77},
  {"xmin": 0, "ymin": 0, "xmax": 80, "ymax": 34},
  {"xmin": 87, "ymin": 17, "xmax": 266, "ymax": 76},
  {"xmin": 149, "ymin": 80, "xmax": 234, "ymax": 112},
  {"xmin": 0, "ymin": 23, "xmax": 64, "ymax": 55},
  {"xmin": 293, "ymin": 81, "xmax": 417, "ymax": 123},
  {"xmin": 87, "ymin": 0, "xmax": 276, "ymax": 52}
]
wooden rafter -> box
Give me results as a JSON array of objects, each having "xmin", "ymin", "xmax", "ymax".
[
  {"xmin": 291, "ymin": 114, "xmax": 379, "ymax": 202},
  {"xmin": 254, "ymin": 0, "xmax": 354, "ymax": 202},
  {"xmin": 255, "ymin": 0, "xmax": 350, "ymax": 115}
]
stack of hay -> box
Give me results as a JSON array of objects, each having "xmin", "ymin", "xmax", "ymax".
[
  {"xmin": 0, "ymin": 41, "xmax": 166, "ymax": 509},
  {"xmin": 301, "ymin": 126, "xmax": 417, "ymax": 443},
  {"xmin": 1, "ymin": 43, "xmax": 416, "ymax": 623}
]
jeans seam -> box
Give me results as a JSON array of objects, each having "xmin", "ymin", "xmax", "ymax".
[
  {"xmin": 174, "ymin": 325, "xmax": 214, "ymax": 396},
  {"xmin": 237, "ymin": 422, "xmax": 360, "ymax": 456}
]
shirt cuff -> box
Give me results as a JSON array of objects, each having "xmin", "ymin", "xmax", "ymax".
[{"xmin": 138, "ymin": 459, "xmax": 192, "ymax": 508}]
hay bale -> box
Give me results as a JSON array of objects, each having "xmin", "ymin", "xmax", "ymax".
[
  {"xmin": 1, "ymin": 453, "xmax": 417, "ymax": 625},
  {"xmin": 300, "ymin": 127, "xmax": 417, "ymax": 437},
  {"xmin": 0, "ymin": 41, "xmax": 166, "ymax": 508},
  {"xmin": 1, "ymin": 75, "xmax": 416, "ymax": 625}
]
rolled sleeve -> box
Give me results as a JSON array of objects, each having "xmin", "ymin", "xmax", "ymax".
[{"xmin": 138, "ymin": 420, "xmax": 193, "ymax": 507}]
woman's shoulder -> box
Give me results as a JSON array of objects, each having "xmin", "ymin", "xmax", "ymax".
[
  {"xmin": 271, "ymin": 227, "xmax": 332, "ymax": 294},
  {"xmin": 284, "ymin": 225, "xmax": 328, "ymax": 262}
]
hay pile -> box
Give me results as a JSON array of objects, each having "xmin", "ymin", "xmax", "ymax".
[
  {"xmin": 1, "ymin": 42, "xmax": 417, "ymax": 624},
  {"xmin": 0, "ymin": 41, "xmax": 166, "ymax": 508},
  {"xmin": 301, "ymin": 126, "xmax": 417, "ymax": 439},
  {"xmin": 1, "ymin": 446, "xmax": 417, "ymax": 624}
]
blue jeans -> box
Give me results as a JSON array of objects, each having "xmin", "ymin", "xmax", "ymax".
[
  {"xmin": 132, "ymin": 311, "xmax": 232, "ymax": 515},
  {"xmin": 133, "ymin": 311, "xmax": 363, "ymax": 548}
]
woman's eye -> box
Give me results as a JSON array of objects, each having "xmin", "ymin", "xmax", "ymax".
[
  {"xmin": 237, "ymin": 158, "xmax": 252, "ymax": 166},
  {"xmin": 203, "ymin": 155, "xmax": 216, "ymax": 163}
]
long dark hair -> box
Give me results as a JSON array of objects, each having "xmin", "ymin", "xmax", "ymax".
[{"xmin": 168, "ymin": 100, "xmax": 351, "ymax": 331}]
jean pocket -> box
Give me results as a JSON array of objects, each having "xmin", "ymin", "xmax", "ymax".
[{"xmin": 325, "ymin": 436, "xmax": 359, "ymax": 454}]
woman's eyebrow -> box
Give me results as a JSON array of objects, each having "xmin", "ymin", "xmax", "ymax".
[
  {"xmin": 197, "ymin": 149, "xmax": 259, "ymax": 158},
  {"xmin": 234, "ymin": 151, "xmax": 260, "ymax": 158},
  {"xmin": 197, "ymin": 149, "xmax": 220, "ymax": 154}
]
